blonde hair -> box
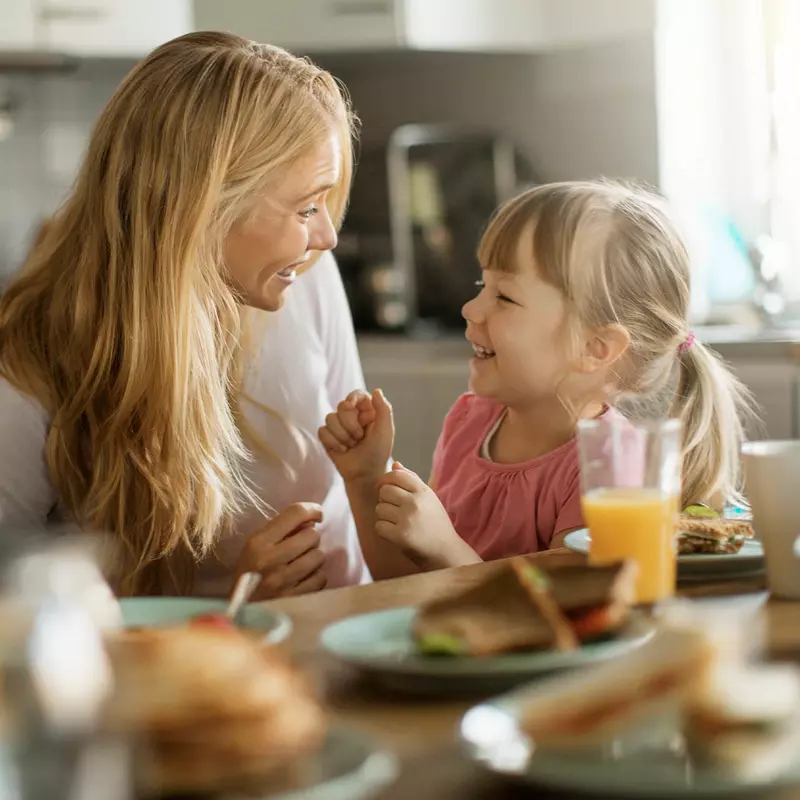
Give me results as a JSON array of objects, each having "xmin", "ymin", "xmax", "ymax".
[
  {"xmin": 0, "ymin": 32, "xmax": 356, "ymax": 595},
  {"xmin": 478, "ymin": 181, "xmax": 754, "ymax": 507}
]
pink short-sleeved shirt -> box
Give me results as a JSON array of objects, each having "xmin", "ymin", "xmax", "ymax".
[{"xmin": 432, "ymin": 393, "xmax": 624, "ymax": 560}]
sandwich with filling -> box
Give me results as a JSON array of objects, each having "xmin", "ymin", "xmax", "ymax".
[
  {"xmin": 677, "ymin": 516, "xmax": 753, "ymax": 555},
  {"xmin": 519, "ymin": 625, "xmax": 717, "ymax": 749},
  {"xmin": 413, "ymin": 557, "xmax": 638, "ymax": 656}
]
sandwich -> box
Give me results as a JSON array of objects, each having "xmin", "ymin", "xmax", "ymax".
[
  {"xmin": 519, "ymin": 625, "xmax": 717, "ymax": 749},
  {"xmin": 677, "ymin": 516, "xmax": 753, "ymax": 555},
  {"xmin": 413, "ymin": 558, "xmax": 638, "ymax": 657},
  {"xmin": 684, "ymin": 663, "xmax": 800, "ymax": 781},
  {"xmin": 104, "ymin": 624, "xmax": 326, "ymax": 794},
  {"xmin": 517, "ymin": 605, "xmax": 800, "ymax": 781}
]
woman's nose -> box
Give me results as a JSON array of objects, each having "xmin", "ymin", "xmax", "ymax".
[{"xmin": 309, "ymin": 206, "xmax": 338, "ymax": 252}]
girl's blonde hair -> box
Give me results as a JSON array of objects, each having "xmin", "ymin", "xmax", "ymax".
[
  {"xmin": 478, "ymin": 181, "xmax": 754, "ymax": 507},
  {"xmin": 0, "ymin": 32, "xmax": 356, "ymax": 595}
]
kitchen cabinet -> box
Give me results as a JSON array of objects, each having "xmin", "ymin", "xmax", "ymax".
[
  {"xmin": 359, "ymin": 337, "xmax": 468, "ymax": 474},
  {"xmin": 0, "ymin": 0, "xmax": 192, "ymax": 57},
  {"xmin": 39, "ymin": 0, "xmax": 192, "ymax": 56},
  {"xmin": 1, "ymin": 1, "xmax": 36, "ymax": 49},
  {"xmin": 729, "ymin": 361, "xmax": 796, "ymax": 442},
  {"xmin": 193, "ymin": 0, "xmax": 656, "ymax": 54}
]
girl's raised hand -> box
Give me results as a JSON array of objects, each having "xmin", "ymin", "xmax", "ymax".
[{"xmin": 318, "ymin": 388, "xmax": 394, "ymax": 483}]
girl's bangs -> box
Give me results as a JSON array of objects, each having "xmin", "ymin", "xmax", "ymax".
[{"xmin": 476, "ymin": 194, "xmax": 536, "ymax": 274}]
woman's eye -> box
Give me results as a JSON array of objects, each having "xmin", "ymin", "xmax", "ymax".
[
  {"xmin": 299, "ymin": 205, "xmax": 319, "ymax": 220},
  {"xmin": 474, "ymin": 279, "xmax": 485, "ymax": 289}
]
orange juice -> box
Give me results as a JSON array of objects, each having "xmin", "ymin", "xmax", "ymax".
[{"xmin": 582, "ymin": 487, "xmax": 678, "ymax": 604}]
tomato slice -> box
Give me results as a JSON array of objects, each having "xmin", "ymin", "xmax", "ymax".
[
  {"xmin": 190, "ymin": 612, "xmax": 236, "ymax": 629},
  {"xmin": 570, "ymin": 607, "xmax": 612, "ymax": 640}
]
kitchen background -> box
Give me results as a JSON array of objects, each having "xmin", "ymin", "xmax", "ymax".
[{"xmin": 1, "ymin": 0, "xmax": 800, "ymax": 472}]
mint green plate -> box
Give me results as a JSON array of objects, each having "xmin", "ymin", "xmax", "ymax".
[
  {"xmin": 564, "ymin": 529, "xmax": 764, "ymax": 578},
  {"xmin": 320, "ymin": 607, "xmax": 654, "ymax": 694},
  {"xmin": 117, "ymin": 597, "xmax": 292, "ymax": 645},
  {"xmin": 460, "ymin": 687, "xmax": 800, "ymax": 796}
]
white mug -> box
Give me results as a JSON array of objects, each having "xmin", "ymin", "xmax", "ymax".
[{"xmin": 742, "ymin": 440, "xmax": 800, "ymax": 599}]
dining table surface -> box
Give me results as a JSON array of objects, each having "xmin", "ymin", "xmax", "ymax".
[{"xmin": 267, "ymin": 549, "xmax": 800, "ymax": 799}]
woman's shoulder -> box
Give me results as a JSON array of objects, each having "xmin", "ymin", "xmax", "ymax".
[
  {"xmin": 0, "ymin": 374, "xmax": 56, "ymax": 531},
  {"xmin": 0, "ymin": 375, "xmax": 49, "ymax": 429}
]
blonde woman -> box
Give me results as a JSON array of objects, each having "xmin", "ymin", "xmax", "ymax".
[{"xmin": 0, "ymin": 32, "xmax": 365, "ymax": 597}]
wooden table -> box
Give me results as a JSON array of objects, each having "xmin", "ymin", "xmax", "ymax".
[{"xmin": 268, "ymin": 551, "xmax": 800, "ymax": 799}]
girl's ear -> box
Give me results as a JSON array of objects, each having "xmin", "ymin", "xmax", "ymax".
[{"xmin": 576, "ymin": 324, "xmax": 630, "ymax": 374}]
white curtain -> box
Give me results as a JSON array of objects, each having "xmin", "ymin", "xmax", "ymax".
[{"xmin": 764, "ymin": 0, "xmax": 800, "ymax": 299}]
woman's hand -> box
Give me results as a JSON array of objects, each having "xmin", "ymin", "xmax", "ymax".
[
  {"xmin": 318, "ymin": 388, "xmax": 394, "ymax": 484},
  {"xmin": 375, "ymin": 463, "xmax": 481, "ymax": 570},
  {"xmin": 235, "ymin": 502, "xmax": 328, "ymax": 599}
]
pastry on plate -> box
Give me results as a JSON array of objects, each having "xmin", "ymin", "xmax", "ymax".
[{"xmin": 104, "ymin": 624, "xmax": 325, "ymax": 795}]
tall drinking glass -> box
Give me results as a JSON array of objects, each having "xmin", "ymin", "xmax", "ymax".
[{"xmin": 577, "ymin": 418, "xmax": 682, "ymax": 604}]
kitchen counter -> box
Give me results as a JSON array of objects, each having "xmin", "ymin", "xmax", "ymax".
[
  {"xmin": 358, "ymin": 324, "xmax": 800, "ymax": 363},
  {"xmin": 356, "ymin": 325, "xmax": 800, "ymax": 473}
]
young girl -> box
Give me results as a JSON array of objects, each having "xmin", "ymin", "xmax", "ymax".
[{"xmin": 319, "ymin": 181, "xmax": 753, "ymax": 580}]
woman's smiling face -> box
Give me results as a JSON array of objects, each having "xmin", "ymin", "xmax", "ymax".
[{"xmin": 223, "ymin": 131, "xmax": 341, "ymax": 311}]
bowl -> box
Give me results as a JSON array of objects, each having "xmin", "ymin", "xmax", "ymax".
[{"xmin": 117, "ymin": 597, "xmax": 292, "ymax": 645}]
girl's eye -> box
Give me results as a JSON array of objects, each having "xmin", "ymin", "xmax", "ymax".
[
  {"xmin": 497, "ymin": 293, "xmax": 515, "ymax": 304},
  {"xmin": 299, "ymin": 205, "xmax": 319, "ymax": 220}
]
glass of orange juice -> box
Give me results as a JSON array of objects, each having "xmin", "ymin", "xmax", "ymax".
[{"xmin": 577, "ymin": 418, "xmax": 682, "ymax": 604}]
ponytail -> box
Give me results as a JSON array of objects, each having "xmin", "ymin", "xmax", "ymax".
[{"xmin": 668, "ymin": 341, "xmax": 756, "ymax": 507}]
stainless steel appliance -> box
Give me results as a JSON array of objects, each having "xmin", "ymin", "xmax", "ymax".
[{"xmin": 336, "ymin": 124, "xmax": 536, "ymax": 333}]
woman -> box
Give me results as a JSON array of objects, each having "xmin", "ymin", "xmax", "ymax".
[{"xmin": 0, "ymin": 31, "xmax": 363, "ymax": 597}]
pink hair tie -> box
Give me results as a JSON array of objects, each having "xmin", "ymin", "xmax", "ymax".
[{"xmin": 678, "ymin": 332, "xmax": 696, "ymax": 353}]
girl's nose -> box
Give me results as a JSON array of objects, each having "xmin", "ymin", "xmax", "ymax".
[{"xmin": 462, "ymin": 295, "xmax": 481, "ymax": 324}]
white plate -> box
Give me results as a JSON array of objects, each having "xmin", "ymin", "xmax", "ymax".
[
  {"xmin": 563, "ymin": 529, "xmax": 764, "ymax": 578},
  {"xmin": 460, "ymin": 688, "xmax": 800, "ymax": 797},
  {"xmin": 320, "ymin": 606, "xmax": 654, "ymax": 695}
]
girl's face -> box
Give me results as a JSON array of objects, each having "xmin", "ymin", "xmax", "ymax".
[
  {"xmin": 224, "ymin": 131, "xmax": 341, "ymax": 312},
  {"xmin": 462, "ymin": 226, "xmax": 577, "ymax": 408}
]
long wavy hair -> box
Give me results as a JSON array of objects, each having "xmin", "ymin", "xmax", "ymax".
[{"xmin": 0, "ymin": 32, "xmax": 356, "ymax": 595}]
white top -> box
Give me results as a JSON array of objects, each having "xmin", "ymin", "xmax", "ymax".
[{"xmin": 0, "ymin": 252, "xmax": 370, "ymax": 594}]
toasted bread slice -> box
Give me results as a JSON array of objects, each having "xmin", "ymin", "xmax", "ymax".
[
  {"xmin": 413, "ymin": 568, "xmax": 559, "ymax": 656},
  {"xmin": 510, "ymin": 559, "xmax": 578, "ymax": 651}
]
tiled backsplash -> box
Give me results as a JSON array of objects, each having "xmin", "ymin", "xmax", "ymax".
[{"xmin": 0, "ymin": 60, "xmax": 134, "ymax": 278}]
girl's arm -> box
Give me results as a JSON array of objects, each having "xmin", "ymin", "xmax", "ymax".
[
  {"xmin": 319, "ymin": 387, "xmax": 424, "ymax": 580},
  {"xmin": 344, "ymin": 474, "xmax": 423, "ymax": 580}
]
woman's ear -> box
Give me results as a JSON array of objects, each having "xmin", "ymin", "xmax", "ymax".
[{"xmin": 577, "ymin": 324, "xmax": 630, "ymax": 374}]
